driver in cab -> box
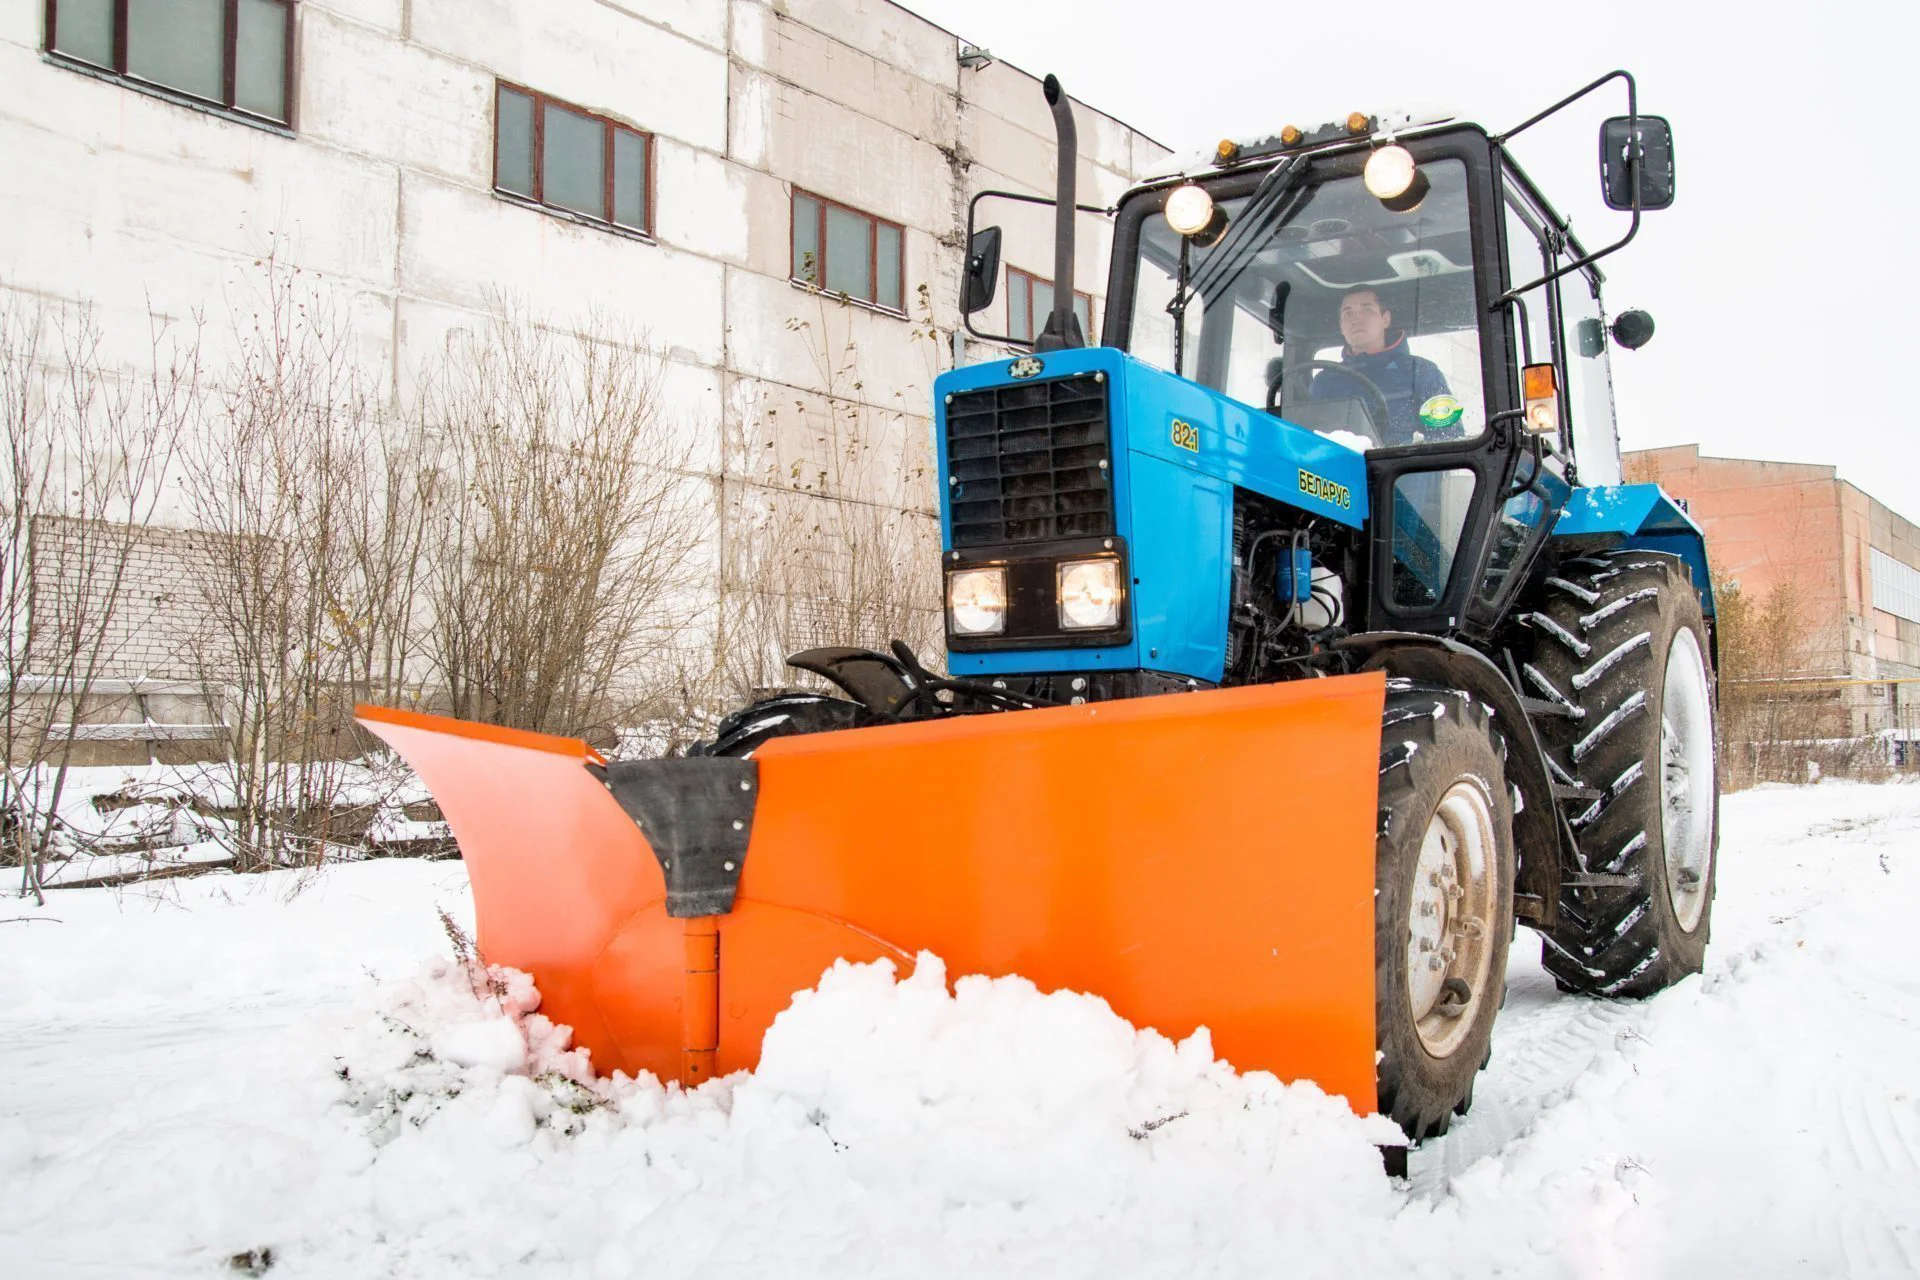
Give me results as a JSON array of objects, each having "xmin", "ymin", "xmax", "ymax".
[{"xmin": 1309, "ymin": 286, "xmax": 1458, "ymax": 446}]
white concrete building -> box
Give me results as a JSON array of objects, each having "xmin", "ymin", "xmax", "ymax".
[{"xmin": 1, "ymin": 2, "xmax": 1168, "ymax": 672}]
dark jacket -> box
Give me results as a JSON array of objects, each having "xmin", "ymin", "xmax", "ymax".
[{"xmin": 1307, "ymin": 332, "xmax": 1453, "ymax": 445}]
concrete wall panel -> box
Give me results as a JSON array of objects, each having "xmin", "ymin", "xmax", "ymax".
[
  {"xmin": 399, "ymin": 173, "xmax": 725, "ymax": 368},
  {"xmin": 410, "ymin": 0, "xmax": 728, "ymax": 153},
  {"xmin": 300, "ymin": 8, "xmax": 492, "ymax": 186},
  {"xmin": 770, "ymin": 0, "xmax": 957, "ymax": 91}
]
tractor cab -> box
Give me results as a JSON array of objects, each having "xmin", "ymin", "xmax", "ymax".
[{"xmin": 962, "ymin": 73, "xmax": 1673, "ymax": 640}]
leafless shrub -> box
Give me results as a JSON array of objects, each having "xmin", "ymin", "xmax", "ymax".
[
  {"xmin": 1, "ymin": 298, "xmax": 191, "ymax": 901},
  {"xmin": 709, "ymin": 293, "xmax": 943, "ymax": 708},
  {"xmin": 1715, "ymin": 579, "xmax": 1834, "ymax": 788},
  {"xmin": 173, "ymin": 262, "xmax": 423, "ymax": 869},
  {"xmin": 414, "ymin": 304, "xmax": 713, "ymax": 741}
]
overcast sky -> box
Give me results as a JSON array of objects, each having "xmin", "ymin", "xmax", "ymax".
[{"xmin": 898, "ymin": 0, "xmax": 1920, "ymax": 518}]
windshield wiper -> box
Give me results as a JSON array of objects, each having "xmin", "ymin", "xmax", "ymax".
[{"xmin": 1168, "ymin": 155, "xmax": 1311, "ymax": 343}]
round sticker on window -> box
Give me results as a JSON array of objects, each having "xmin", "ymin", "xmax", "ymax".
[{"xmin": 1418, "ymin": 394, "xmax": 1463, "ymax": 432}]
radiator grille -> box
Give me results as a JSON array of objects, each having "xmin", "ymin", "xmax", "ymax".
[{"xmin": 945, "ymin": 373, "xmax": 1113, "ymax": 549}]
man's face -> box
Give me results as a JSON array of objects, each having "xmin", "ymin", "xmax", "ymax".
[{"xmin": 1340, "ymin": 292, "xmax": 1391, "ymax": 354}]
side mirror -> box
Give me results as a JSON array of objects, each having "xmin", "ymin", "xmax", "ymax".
[
  {"xmin": 963, "ymin": 226, "xmax": 1002, "ymax": 314},
  {"xmin": 1599, "ymin": 115, "xmax": 1675, "ymax": 212},
  {"xmin": 1610, "ymin": 309, "xmax": 1656, "ymax": 350}
]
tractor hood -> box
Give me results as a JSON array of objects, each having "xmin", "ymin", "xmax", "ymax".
[{"xmin": 934, "ymin": 347, "xmax": 1367, "ymax": 683}]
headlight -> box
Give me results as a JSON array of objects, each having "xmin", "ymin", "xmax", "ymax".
[
  {"xmin": 1363, "ymin": 143, "xmax": 1429, "ymax": 213},
  {"xmin": 1057, "ymin": 558, "xmax": 1124, "ymax": 630},
  {"xmin": 947, "ymin": 567, "xmax": 1007, "ymax": 636},
  {"xmin": 1164, "ymin": 183, "xmax": 1214, "ymax": 237}
]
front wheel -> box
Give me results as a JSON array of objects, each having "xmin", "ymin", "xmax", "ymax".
[{"xmin": 1374, "ymin": 684, "xmax": 1515, "ymax": 1140}]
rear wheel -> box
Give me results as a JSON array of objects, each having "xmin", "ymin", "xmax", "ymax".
[
  {"xmin": 1516, "ymin": 550, "xmax": 1719, "ymax": 996},
  {"xmin": 1375, "ymin": 684, "xmax": 1515, "ymax": 1140}
]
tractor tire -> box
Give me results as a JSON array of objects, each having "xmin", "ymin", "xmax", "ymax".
[
  {"xmin": 1515, "ymin": 550, "xmax": 1719, "ymax": 997},
  {"xmin": 690, "ymin": 693, "xmax": 861, "ymax": 758},
  {"xmin": 1375, "ymin": 683, "xmax": 1515, "ymax": 1141}
]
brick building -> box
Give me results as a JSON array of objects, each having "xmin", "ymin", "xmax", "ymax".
[{"xmin": 1624, "ymin": 444, "xmax": 1920, "ymax": 755}]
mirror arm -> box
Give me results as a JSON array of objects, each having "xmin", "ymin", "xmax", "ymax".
[
  {"xmin": 1495, "ymin": 202, "xmax": 1640, "ymax": 305},
  {"xmin": 1494, "ymin": 70, "xmax": 1643, "ymax": 306},
  {"xmin": 1494, "ymin": 68, "xmax": 1635, "ymax": 146},
  {"xmin": 962, "ymin": 187, "xmax": 1113, "ymax": 347}
]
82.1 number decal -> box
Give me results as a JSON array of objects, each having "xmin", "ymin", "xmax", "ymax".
[{"xmin": 1170, "ymin": 419, "xmax": 1199, "ymax": 452}]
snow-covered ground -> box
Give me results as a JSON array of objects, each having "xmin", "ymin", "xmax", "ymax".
[{"xmin": 3, "ymin": 781, "xmax": 1918, "ymax": 1277}]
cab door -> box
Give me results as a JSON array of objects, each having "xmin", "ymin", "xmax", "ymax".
[{"xmin": 1359, "ymin": 144, "xmax": 1528, "ymax": 639}]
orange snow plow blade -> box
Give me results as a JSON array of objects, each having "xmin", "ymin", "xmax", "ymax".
[{"xmin": 357, "ymin": 671, "xmax": 1386, "ymax": 1114}]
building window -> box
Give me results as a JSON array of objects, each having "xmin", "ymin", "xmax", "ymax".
[
  {"xmin": 1006, "ymin": 267, "xmax": 1093, "ymax": 345},
  {"xmin": 1872, "ymin": 548, "xmax": 1920, "ymax": 624},
  {"xmin": 493, "ymin": 82, "xmax": 652, "ymax": 236},
  {"xmin": 790, "ymin": 190, "xmax": 905, "ymax": 313},
  {"xmin": 44, "ymin": 0, "xmax": 294, "ymax": 126}
]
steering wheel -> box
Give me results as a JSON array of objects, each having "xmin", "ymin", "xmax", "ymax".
[{"xmin": 1267, "ymin": 359, "xmax": 1393, "ymax": 437}]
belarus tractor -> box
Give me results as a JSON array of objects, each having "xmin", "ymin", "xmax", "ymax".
[{"xmin": 361, "ymin": 70, "xmax": 1716, "ymax": 1143}]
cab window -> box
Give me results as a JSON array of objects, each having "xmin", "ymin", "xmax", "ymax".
[{"xmin": 1127, "ymin": 157, "xmax": 1488, "ymax": 450}]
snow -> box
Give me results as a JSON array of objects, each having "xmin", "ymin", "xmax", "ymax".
[
  {"xmin": 4, "ymin": 782, "xmax": 1920, "ymax": 1276},
  {"xmin": 1319, "ymin": 428, "xmax": 1374, "ymax": 456}
]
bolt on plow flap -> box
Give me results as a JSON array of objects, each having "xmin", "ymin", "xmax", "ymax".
[{"xmin": 357, "ymin": 671, "xmax": 1387, "ymax": 1113}]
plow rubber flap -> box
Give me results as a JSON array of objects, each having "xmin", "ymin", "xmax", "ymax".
[{"xmin": 361, "ymin": 671, "xmax": 1385, "ymax": 1113}]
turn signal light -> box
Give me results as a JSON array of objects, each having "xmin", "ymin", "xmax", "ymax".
[{"xmin": 1522, "ymin": 364, "xmax": 1559, "ymax": 435}]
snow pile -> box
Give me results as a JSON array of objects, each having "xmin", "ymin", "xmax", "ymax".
[
  {"xmin": 337, "ymin": 958, "xmax": 598, "ymax": 1147},
  {"xmin": 318, "ymin": 952, "xmax": 1423, "ymax": 1276}
]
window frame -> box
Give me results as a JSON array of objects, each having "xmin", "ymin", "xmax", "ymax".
[
  {"xmin": 492, "ymin": 80, "xmax": 656, "ymax": 239},
  {"xmin": 42, "ymin": 0, "xmax": 298, "ymax": 130},
  {"xmin": 1004, "ymin": 265, "xmax": 1094, "ymax": 346},
  {"xmin": 788, "ymin": 187, "xmax": 907, "ymax": 316}
]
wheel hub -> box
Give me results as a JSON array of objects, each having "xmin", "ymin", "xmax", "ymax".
[
  {"xmin": 1406, "ymin": 781, "xmax": 1498, "ymax": 1059},
  {"xmin": 1660, "ymin": 627, "xmax": 1715, "ymax": 931}
]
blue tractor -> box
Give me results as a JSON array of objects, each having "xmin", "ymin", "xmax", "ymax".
[{"xmin": 679, "ymin": 71, "xmax": 1719, "ymax": 1142}]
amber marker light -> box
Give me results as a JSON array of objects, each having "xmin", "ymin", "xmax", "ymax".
[
  {"xmin": 1215, "ymin": 138, "xmax": 1240, "ymax": 164},
  {"xmin": 1522, "ymin": 364, "xmax": 1560, "ymax": 435},
  {"xmin": 1280, "ymin": 125, "xmax": 1302, "ymax": 146},
  {"xmin": 1346, "ymin": 112, "xmax": 1370, "ymax": 134}
]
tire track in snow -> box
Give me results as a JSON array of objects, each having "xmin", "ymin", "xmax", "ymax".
[
  {"xmin": 1836, "ymin": 1205, "xmax": 1920, "ymax": 1278},
  {"xmin": 1408, "ymin": 951, "xmax": 1643, "ymax": 1195}
]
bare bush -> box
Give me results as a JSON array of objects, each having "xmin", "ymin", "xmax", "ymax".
[
  {"xmin": 1715, "ymin": 579, "xmax": 1832, "ymax": 788},
  {"xmin": 1, "ymin": 299, "xmax": 190, "ymax": 901},
  {"xmin": 710, "ymin": 293, "xmax": 943, "ymax": 707},
  {"xmin": 173, "ymin": 265, "xmax": 425, "ymax": 870},
  {"xmin": 415, "ymin": 306, "xmax": 712, "ymax": 741}
]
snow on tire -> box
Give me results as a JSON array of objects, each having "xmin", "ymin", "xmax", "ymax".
[
  {"xmin": 1516, "ymin": 550, "xmax": 1719, "ymax": 997},
  {"xmin": 1375, "ymin": 683, "xmax": 1515, "ymax": 1141}
]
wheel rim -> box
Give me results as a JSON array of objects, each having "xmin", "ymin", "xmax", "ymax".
[
  {"xmin": 1660, "ymin": 626, "xmax": 1715, "ymax": 931},
  {"xmin": 1406, "ymin": 780, "xmax": 1498, "ymax": 1059}
]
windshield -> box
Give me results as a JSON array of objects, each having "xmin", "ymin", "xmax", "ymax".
[{"xmin": 1128, "ymin": 157, "xmax": 1486, "ymax": 449}]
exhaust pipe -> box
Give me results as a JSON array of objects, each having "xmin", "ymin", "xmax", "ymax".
[{"xmin": 1034, "ymin": 74, "xmax": 1083, "ymax": 351}]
